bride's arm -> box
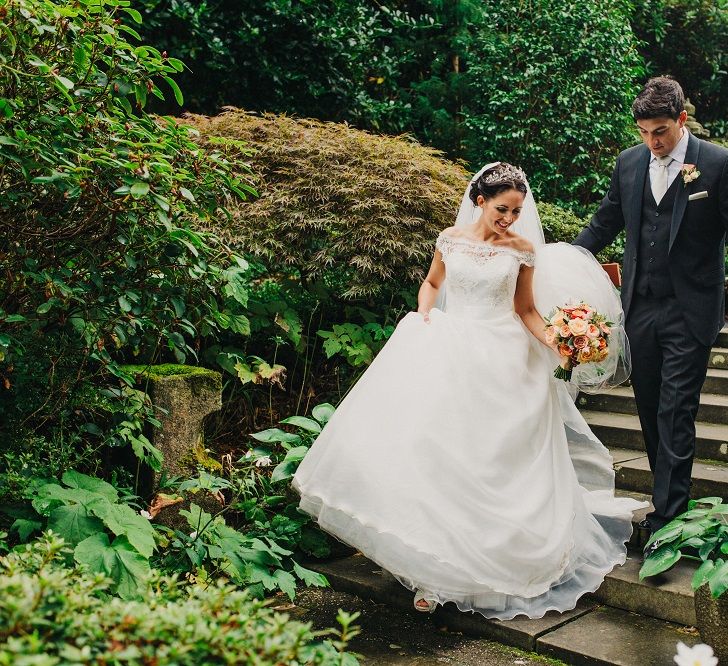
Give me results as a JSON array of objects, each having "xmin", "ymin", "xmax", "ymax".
[
  {"xmin": 417, "ymin": 250, "xmax": 445, "ymax": 323},
  {"xmin": 514, "ymin": 265, "xmax": 557, "ymax": 351}
]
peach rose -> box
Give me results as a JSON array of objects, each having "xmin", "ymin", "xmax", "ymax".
[
  {"xmin": 558, "ymin": 343, "xmax": 574, "ymax": 358},
  {"xmin": 573, "ymin": 335, "xmax": 589, "ymax": 350},
  {"xmin": 599, "ymin": 322, "xmax": 611, "ymax": 335},
  {"xmin": 550, "ymin": 312, "xmax": 566, "ymax": 327},
  {"xmin": 598, "ymin": 337, "xmax": 608, "ymax": 350},
  {"xmin": 578, "ymin": 347, "xmax": 596, "ymax": 363},
  {"xmin": 568, "ymin": 318, "xmax": 588, "ymax": 335},
  {"xmin": 544, "ymin": 326, "xmax": 557, "ymax": 345},
  {"xmin": 571, "ymin": 309, "xmax": 587, "ymax": 319},
  {"xmin": 560, "ymin": 324, "xmax": 572, "ymax": 338},
  {"xmin": 586, "ymin": 323, "xmax": 600, "ymax": 338}
]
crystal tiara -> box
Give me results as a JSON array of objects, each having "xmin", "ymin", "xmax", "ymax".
[{"xmin": 481, "ymin": 163, "xmax": 527, "ymax": 185}]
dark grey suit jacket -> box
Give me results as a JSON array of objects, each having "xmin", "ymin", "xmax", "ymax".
[{"xmin": 573, "ymin": 133, "xmax": 728, "ymax": 346}]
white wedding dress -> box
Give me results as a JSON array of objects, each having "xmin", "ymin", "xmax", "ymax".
[{"xmin": 292, "ymin": 232, "xmax": 645, "ymax": 620}]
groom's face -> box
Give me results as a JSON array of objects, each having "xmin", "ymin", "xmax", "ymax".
[{"xmin": 635, "ymin": 110, "xmax": 688, "ymax": 157}]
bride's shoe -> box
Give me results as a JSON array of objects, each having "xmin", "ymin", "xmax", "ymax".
[{"xmin": 413, "ymin": 589, "xmax": 437, "ymax": 614}]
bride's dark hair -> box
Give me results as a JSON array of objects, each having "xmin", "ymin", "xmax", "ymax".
[{"xmin": 469, "ymin": 163, "xmax": 527, "ymax": 205}]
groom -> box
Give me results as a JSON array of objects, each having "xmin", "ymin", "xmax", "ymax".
[{"xmin": 574, "ymin": 77, "xmax": 728, "ymax": 544}]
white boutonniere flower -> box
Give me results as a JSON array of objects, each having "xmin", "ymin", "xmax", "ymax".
[{"xmin": 681, "ymin": 163, "xmax": 700, "ymax": 186}]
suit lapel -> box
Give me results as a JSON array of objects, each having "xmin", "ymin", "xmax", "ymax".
[
  {"xmin": 628, "ymin": 147, "xmax": 650, "ymax": 250},
  {"xmin": 669, "ymin": 132, "xmax": 701, "ymax": 252}
]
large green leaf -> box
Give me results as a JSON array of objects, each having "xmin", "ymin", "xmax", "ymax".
[
  {"xmin": 279, "ymin": 416, "xmax": 321, "ymax": 434},
  {"xmin": 639, "ymin": 545, "xmax": 681, "ymax": 579},
  {"xmin": 293, "ymin": 560, "xmax": 329, "ymax": 588},
  {"xmin": 74, "ymin": 533, "xmax": 150, "ymax": 600},
  {"xmin": 250, "ymin": 428, "xmax": 301, "ymax": 445},
  {"xmin": 707, "ymin": 559, "xmax": 728, "ymax": 598},
  {"xmin": 90, "ymin": 502, "xmax": 156, "ymax": 557},
  {"xmin": 62, "ymin": 471, "xmax": 118, "ymax": 503},
  {"xmin": 312, "ymin": 403, "xmax": 335, "ymax": 426},
  {"xmin": 272, "ymin": 569, "xmax": 297, "ymax": 600},
  {"xmin": 48, "ymin": 504, "xmax": 105, "ymax": 547}
]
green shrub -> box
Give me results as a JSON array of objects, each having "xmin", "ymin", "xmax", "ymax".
[
  {"xmin": 0, "ymin": 0, "xmax": 259, "ymax": 475},
  {"xmin": 464, "ymin": 0, "xmax": 643, "ymax": 215},
  {"xmin": 0, "ymin": 534, "xmax": 361, "ymax": 665},
  {"xmin": 632, "ymin": 0, "xmax": 728, "ymax": 129}
]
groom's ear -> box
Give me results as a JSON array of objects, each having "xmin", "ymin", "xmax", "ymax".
[{"xmin": 678, "ymin": 110, "xmax": 688, "ymax": 127}]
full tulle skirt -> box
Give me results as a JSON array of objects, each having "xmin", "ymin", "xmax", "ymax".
[{"xmin": 292, "ymin": 306, "xmax": 645, "ymax": 620}]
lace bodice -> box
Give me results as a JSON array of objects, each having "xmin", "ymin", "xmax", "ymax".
[{"xmin": 436, "ymin": 233, "xmax": 535, "ymax": 318}]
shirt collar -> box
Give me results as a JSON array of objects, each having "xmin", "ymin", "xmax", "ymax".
[{"xmin": 650, "ymin": 128, "xmax": 690, "ymax": 164}]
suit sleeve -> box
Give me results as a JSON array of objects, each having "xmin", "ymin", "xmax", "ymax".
[
  {"xmin": 573, "ymin": 154, "xmax": 626, "ymax": 254},
  {"xmin": 720, "ymin": 155, "xmax": 728, "ymax": 236}
]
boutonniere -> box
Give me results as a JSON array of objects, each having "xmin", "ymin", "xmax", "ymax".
[{"xmin": 681, "ymin": 163, "xmax": 700, "ymax": 186}]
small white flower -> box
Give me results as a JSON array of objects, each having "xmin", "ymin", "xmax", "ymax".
[
  {"xmin": 674, "ymin": 641, "xmax": 718, "ymax": 666},
  {"xmin": 244, "ymin": 450, "xmax": 252, "ymax": 459},
  {"xmin": 189, "ymin": 531, "xmax": 198, "ymax": 539},
  {"xmin": 254, "ymin": 455, "xmax": 272, "ymax": 468},
  {"xmin": 140, "ymin": 510, "xmax": 152, "ymax": 520}
]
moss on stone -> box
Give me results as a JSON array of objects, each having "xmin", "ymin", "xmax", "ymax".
[{"xmin": 122, "ymin": 364, "xmax": 217, "ymax": 380}]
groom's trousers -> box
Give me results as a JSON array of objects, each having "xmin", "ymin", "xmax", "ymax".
[{"xmin": 625, "ymin": 293, "xmax": 711, "ymax": 530}]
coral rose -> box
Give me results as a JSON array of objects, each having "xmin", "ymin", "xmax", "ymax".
[
  {"xmin": 559, "ymin": 324, "xmax": 572, "ymax": 338},
  {"xmin": 600, "ymin": 322, "xmax": 611, "ymax": 335},
  {"xmin": 572, "ymin": 309, "xmax": 587, "ymax": 319},
  {"xmin": 558, "ymin": 343, "xmax": 574, "ymax": 358}
]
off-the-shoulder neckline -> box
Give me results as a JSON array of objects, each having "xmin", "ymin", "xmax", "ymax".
[{"xmin": 437, "ymin": 232, "xmax": 534, "ymax": 255}]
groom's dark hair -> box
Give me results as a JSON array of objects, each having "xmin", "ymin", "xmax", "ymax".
[{"xmin": 632, "ymin": 77, "xmax": 685, "ymax": 121}]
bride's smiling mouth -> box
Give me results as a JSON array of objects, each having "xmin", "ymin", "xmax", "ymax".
[{"xmin": 495, "ymin": 220, "xmax": 511, "ymax": 230}]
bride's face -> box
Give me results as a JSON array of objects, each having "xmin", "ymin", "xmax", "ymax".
[{"xmin": 477, "ymin": 189, "xmax": 526, "ymax": 236}]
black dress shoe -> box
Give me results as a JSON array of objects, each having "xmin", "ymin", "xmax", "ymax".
[
  {"xmin": 637, "ymin": 518, "xmax": 653, "ymax": 531},
  {"xmin": 642, "ymin": 540, "xmax": 662, "ymax": 561}
]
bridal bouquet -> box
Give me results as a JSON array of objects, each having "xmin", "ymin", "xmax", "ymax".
[{"xmin": 543, "ymin": 302, "xmax": 612, "ymax": 381}]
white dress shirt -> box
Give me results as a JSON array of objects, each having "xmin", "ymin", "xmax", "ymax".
[{"xmin": 649, "ymin": 128, "xmax": 689, "ymax": 191}]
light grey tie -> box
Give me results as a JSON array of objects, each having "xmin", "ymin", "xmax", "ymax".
[{"xmin": 651, "ymin": 155, "xmax": 673, "ymax": 204}]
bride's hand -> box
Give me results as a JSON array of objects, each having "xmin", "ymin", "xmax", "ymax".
[{"xmin": 418, "ymin": 309, "xmax": 431, "ymax": 324}]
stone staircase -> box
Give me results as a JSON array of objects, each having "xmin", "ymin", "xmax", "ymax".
[{"xmin": 305, "ymin": 327, "xmax": 728, "ymax": 665}]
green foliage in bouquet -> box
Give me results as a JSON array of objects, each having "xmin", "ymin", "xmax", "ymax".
[
  {"xmin": 640, "ymin": 497, "xmax": 728, "ymax": 599},
  {"xmin": 0, "ymin": 533, "xmax": 361, "ymax": 665},
  {"xmin": 0, "ymin": 0, "xmax": 257, "ymax": 472}
]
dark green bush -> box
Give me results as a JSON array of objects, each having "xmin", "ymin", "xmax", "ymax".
[
  {"xmin": 633, "ymin": 0, "xmax": 728, "ymax": 130},
  {"xmin": 464, "ymin": 0, "xmax": 643, "ymax": 216},
  {"xmin": 0, "ymin": 533, "xmax": 361, "ymax": 665}
]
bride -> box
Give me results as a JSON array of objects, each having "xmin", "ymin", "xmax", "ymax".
[{"xmin": 292, "ymin": 162, "xmax": 646, "ymax": 619}]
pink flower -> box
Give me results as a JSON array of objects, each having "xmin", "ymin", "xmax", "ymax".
[
  {"xmin": 544, "ymin": 326, "xmax": 557, "ymax": 345},
  {"xmin": 559, "ymin": 324, "xmax": 572, "ymax": 339},
  {"xmin": 573, "ymin": 335, "xmax": 589, "ymax": 350},
  {"xmin": 586, "ymin": 323, "xmax": 600, "ymax": 338},
  {"xmin": 571, "ymin": 309, "xmax": 587, "ymax": 319},
  {"xmin": 599, "ymin": 322, "xmax": 611, "ymax": 335}
]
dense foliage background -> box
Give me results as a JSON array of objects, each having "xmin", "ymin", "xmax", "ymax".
[{"xmin": 1, "ymin": 0, "xmax": 726, "ymax": 659}]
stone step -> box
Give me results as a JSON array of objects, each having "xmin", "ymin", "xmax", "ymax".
[
  {"xmin": 709, "ymin": 347, "xmax": 728, "ymax": 370},
  {"xmin": 582, "ymin": 410, "xmax": 728, "ymax": 463},
  {"xmin": 701, "ymin": 368, "xmax": 728, "ymax": 394},
  {"xmin": 717, "ymin": 325, "xmax": 728, "ymax": 348},
  {"xmin": 305, "ymin": 554, "xmax": 702, "ymax": 666},
  {"xmin": 590, "ymin": 551, "xmax": 698, "ymax": 626},
  {"xmin": 536, "ymin": 605, "xmax": 701, "ymax": 666},
  {"xmin": 578, "ymin": 386, "xmax": 728, "ymax": 424},
  {"xmin": 612, "ymin": 448, "xmax": 728, "ymax": 499}
]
